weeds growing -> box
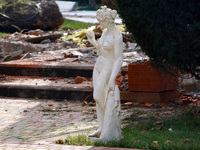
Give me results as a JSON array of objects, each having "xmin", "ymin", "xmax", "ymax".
[{"xmin": 59, "ymin": 19, "xmax": 95, "ymax": 30}]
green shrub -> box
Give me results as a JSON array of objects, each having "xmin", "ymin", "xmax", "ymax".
[
  {"xmin": 72, "ymin": 0, "xmax": 101, "ymax": 6},
  {"xmin": 101, "ymin": 0, "xmax": 118, "ymax": 11},
  {"xmin": 117, "ymin": 0, "xmax": 200, "ymax": 79}
]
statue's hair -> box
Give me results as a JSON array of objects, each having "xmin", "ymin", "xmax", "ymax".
[{"xmin": 96, "ymin": 6, "xmax": 117, "ymax": 23}]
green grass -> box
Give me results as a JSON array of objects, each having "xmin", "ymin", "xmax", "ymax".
[
  {"xmin": 0, "ymin": 32, "xmax": 10, "ymax": 38},
  {"xmin": 62, "ymin": 107, "xmax": 200, "ymax": 150},
  {"xmin": 77, "ymin": 4, "xmax": 102, "ymax": 11},
  {"xmin": 65, "ymin": 134, "xmax": 93, "ymax": 146},
  {"xmin": 94, "ymin": 113, "xmax": 200, "ymax": 150},
  {"xmin": 0, "ymin": 18, "xmax": 94, "ymax": 37},
  {"xmin": 59, "ymin": 19, "xmax": 95, "ymax": 30}
]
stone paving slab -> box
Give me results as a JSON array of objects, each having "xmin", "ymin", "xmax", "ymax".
[{"xmin": 0, "ymin": 97, "xmax": 137, "ymax": 150}]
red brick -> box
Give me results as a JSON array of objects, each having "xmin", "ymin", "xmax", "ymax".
[
  {"xmin": 170, "ymin": 77, "xmax": 178, "ymax": 83},
  {"xmin": 150, "ymin": 67, "xmax": 158, "ymax": 72},
  {"xmin": 175, "ymin": 84, "xmax": 179, "ymax": 89},
  {"xmin": 129, "ymin": 84, "xmax": 139, "ymax": 91},
  {"xmin": 128, "ymin": 64, "xmax": 151, "ymax": 71},
  {"xmin": 162, "ymin": 78, "xmax": 171, "ymax": 84},
  {"xmin": 165, "ymin": 83, "xmax": 178, "ymax": 91},
  {"xmin": 140, "ymin": 71, "xmax": 164, "ymax": 78},
  {"xmin": 129, "ymin": 78, "xmax": 150, "ymax": 85},
  {"xmin": 121, "ymin": 90, "xmax": 179, "ymax": 103},
  {"xmin": 128, "ymin": 71, "xmax": 139, "ymax": 78},
  {"xmin": 139, "ymin": 85, "xmax": 165, "ymax": 92},
  {"xmin": 151, "ymin": 78, "xmax": 163, "ymax": 84}
]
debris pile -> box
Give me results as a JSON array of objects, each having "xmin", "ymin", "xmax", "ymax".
[
  {"xmin": 178, "ymin": 92, "xmax": 200, "ymax": 105},
  {"xmin": 0, "ymin": 23, "xmax": 146, "ymax": 67},
  {"xmin": 74, "ymin": 76, "xmax": 92, "ymax": 84},
  {"xmin": 0, "ymin": 74, "xmax": 10, "ymax": 82},
  {"xmin": 115, "ymin": 74, "xmax": 128, "ymax": 91}
]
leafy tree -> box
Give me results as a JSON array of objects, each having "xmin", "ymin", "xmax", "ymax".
[
  {"xmin": 117, "ymin": 0, "xmax": 200, "ymax": 79},
  {"xmin": 101, "ymin": 0, "xmax": 118, "ymax": 11}
]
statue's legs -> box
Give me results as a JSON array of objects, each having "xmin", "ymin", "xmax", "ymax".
[
  {"xmin": 89, "ymin": 64, "xmax": 109, "ymax": 138},
  {"xmin": 88, "ymin": 103, "xmax": 104, "ymax": 138},
  {"xmin": 89, "ymin": 56, "xmax": 112, "ymax": 139}
]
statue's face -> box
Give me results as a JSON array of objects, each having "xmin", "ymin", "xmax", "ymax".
[{"xmin": 98, "ymin": 20, "xmax": 109, "ymax": 29}]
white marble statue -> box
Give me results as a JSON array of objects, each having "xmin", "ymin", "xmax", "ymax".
[{"xmin": 86, "ymin": 6, "xmax": 123, "ymax": 142}]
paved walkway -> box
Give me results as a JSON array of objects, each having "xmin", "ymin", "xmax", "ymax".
[{"xmin": 0, "ymin": 97, "xmax": 137, "ymax": 150}]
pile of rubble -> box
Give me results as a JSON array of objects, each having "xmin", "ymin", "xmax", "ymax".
[
  {"xmin": 0, "ymin": 25, "xmax": 147, "ymax": 63},
  {"xmin": 0, "ymin": 26, "xmax": 143, "ymax": 92},
  {"xmin": 179, "ymin": 92, "xmax": 200, "ymax": 105},
  {"xmin": 1, "ymin": 26, "xmax": 200, "ymax": 105}
]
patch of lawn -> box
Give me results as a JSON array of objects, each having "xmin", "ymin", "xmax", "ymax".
[
  {"xmin": 0, "ymin": 32, "xmax": 10, "ymax": 38},
  {"xmin": 95, "ymin": 111, "xmax": 200, "ymax": 150},
  {"xmin": 65, "ymin": 133, "xmax": 93, "ymax": 146},
  {"xmin": 63, "ymin": 106, "xmax": 200, "ymax": 150},
  {"xmin": 59, "ymin": 19, "xmax": 95, "ymax": 30}
]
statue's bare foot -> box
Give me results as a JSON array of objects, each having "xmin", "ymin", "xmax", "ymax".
[{"xmin": 88, "ymin": 128, "xmax": 102, "ymax": 138}]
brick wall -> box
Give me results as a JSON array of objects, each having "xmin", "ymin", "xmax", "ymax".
[{"xmin": 128, "ymin": 63, "xmax": 178, "ymax": 92}]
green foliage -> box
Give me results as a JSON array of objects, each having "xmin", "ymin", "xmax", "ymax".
[
  {"xmin": 117, "ymin": 0, "xmax": 200, "ymax": 78},
  {"xmin": 0, "ymin": 32, "xmax": 10, "ymax": 37},
  {"xmin": 0, "ymin": 0, "xmax": 34, "ymax": 12},
  {"xmin": 59, "ymin": 19, "xmax": 95, "ymax": 30},
  {"xmin": 101, "ymin": 0, "xmax": 118, "ymax": 11},
  {"xmin": 71, "ymin": 0, "xmax": 101, "ymax": 6}
]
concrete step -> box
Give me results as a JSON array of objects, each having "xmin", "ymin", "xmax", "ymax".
[
  {"xmin": 0, "ymin": 75, "xmax": 133, "ymax": 101},
  {"xmin": 0, "ymin": 58, "xmax": 127, "ymax": 78},
  {"xmin": 0, "ymin": 75, "xmax": 93, "ymax": 100},
  {"xmin": 0, "ymin": 50, "xmax": 128, "ymax": 100},
  {"xmin": 0, "ymin": 58, "xmax": 94, "ymax": 78}
]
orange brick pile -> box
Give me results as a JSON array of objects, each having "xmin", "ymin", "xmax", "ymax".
[
  {"xmin": 115, "ymin": 74, "xmax": 128, "ymax": 91},
  {"xmin": 178, "ymin": 94, "xmax": 200, "ymax": 105},
  {"xmin": 74, "ymin": 76, "xmax": 92, "ymax": 84}
]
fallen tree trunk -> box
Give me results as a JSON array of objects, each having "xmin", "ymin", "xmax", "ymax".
[{"xmin": 0, "ymin": 0, "xmax": 64, "ymax": 32}]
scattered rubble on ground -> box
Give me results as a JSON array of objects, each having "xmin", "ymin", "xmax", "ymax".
[
  {"xmin": 178, "ymin": 91, "xmax": 200, "ymax": 105},
  {"xmin": 1, "ymin": 25, "xmax": 200, "ymax": 105},
  {"xmin": 0, "ymin": 25, "xmax": 145, "ymax": 65},
  {"xmin": 0, "ymin": 26, "xmax": 146, "ymax": 91}
]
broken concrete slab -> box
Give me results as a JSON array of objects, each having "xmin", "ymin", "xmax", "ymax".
[
  {"xmin": 0, "ymin": 39, "xmax": 43, "ymax": 56},
  {"xmin": 1, "ymin": 50, "xmax": 23, "ymax": 62},
  {"xmin": 24, "ymin": 33, "xmax": 63, "ymax": 44}
]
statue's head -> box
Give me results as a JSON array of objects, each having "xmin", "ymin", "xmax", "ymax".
[{"xmin": 96, "ymin": 6, "xmax": 117, "ymax": 23}]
